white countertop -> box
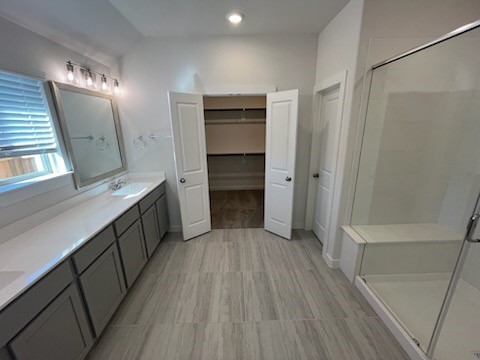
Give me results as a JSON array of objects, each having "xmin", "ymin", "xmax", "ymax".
[{"xmin": 0, "ymin": 173, "xmax": 166, "ymax": 312}]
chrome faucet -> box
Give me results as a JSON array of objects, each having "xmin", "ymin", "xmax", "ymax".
[{"xmin": 110, "ymin": 178, "xmax": 126, "ymax": 190}]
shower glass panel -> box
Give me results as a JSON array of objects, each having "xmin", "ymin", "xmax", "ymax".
[{"xmin": 352, "ymin": 23, "xmax": 480, "ymax": 357}]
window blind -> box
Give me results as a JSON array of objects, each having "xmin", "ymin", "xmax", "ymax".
[{"xmin": 0, "ymin": 70, "xmax": 58, "ymax": 158}]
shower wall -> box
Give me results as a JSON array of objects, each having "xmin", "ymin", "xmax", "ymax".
[{"xmin": 352, "ymin": 35, "xmax": 480, "ymax": 228}]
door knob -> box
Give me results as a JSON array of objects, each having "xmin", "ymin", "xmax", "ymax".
[
  {"xmin": 285, "ymin": 176, "xmax": 292, "ymax": 182},
  {"xmin": 179, "ymin": 178, "xmax": 186, "ymax": 183},
  {"xmin": 313, "ymin": 173, "xmax": 319, "ymax": 178}
]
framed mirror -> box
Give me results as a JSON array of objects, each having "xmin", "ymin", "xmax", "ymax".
[{"xmin": 50, "ymin": 82, "xmax": 127, "ymax": 189}]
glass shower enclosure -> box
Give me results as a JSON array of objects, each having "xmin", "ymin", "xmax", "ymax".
[{"xmin": 351, "ymin": 20, "xmax": 480, "ymax": 359}]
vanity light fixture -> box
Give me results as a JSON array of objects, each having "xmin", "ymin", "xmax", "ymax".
[
  {"xmin": 113, "ymin": 79, "xmax": 120, "ymax": 95},
  {"xmin": 86, "ymin": 70, "xmax": 94, "ymax": 88},
  {"xmin": 66, "ymin": 61, "xmax": 75, "ymax": 82},
  {"xmin": 64, "ymin": 61, "xmax": 121, "ymax": 95},
  {"xmin": 227, "ymin": 12, "xmax": 244, "ymax": 25},
  {"xmin": 101, "ymin": 74, "xmax": 108, "ymax": 91}
]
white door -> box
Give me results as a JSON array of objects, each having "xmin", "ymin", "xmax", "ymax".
[
  {"xmin": 168, "ymin": 92, "xmax": 211, "ymax": 240},
  {"xmin": 264, "ymin": 89, "xmax": 299, "ymax": 239},
  {"xmin": 312, "ymin": 87, "xmax": 340, "ymax": 241}
]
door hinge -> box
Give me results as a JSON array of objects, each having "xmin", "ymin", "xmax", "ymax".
[{"xmin": 466, "ymin": 213, "xmax": 480, "ymax": 243}]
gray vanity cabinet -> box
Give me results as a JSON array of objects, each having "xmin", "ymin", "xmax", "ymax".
[
  {"xmin": 78, "ymin": 244, "xmax": 126, "ymax": 337},
  {"xmin": 9, "ymin": 283, "xmax": 92, "ymax": 360},
  {"xmin": 138, "ymin": 182, "xmax": 168, "ymax": 257},
  {"xmin": 1, "ymin": 180, "xmax": 168, "ymax": 360},
  {"xmin": 117, "ymin": 219, "xmax": 148, "ymax": 287},
  {"xmin": 156, "ymin": 194, "xmax": 169, "ymax": 238},
  {"xmin": 142, "ymin": 205, "xmax": 161, "ymax": 257}
]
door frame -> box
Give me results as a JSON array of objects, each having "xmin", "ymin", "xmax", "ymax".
[{"xmin": 305, "ymin": 71, "xmax": 347, "ymax": 247}]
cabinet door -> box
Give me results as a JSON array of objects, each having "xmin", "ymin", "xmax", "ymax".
[
  {"xmin": 156, "ymin": 194, "xmax": 169, "ymax": 239},
  {"xmin": 79, "ymin": 244, "xmax": 126, "ymax": 337},
  {"xmin": 9, "ymin": 284, "xmax": 93, "ymax": 360},
  {"xmin": 117, "ymin": 219, "xmax": 148, "ymax": 287},
  {"xmin": 141, "ymin": 205, "xmax": 161, "ymax": 258},
  {"xmin": 0, "ymin": 347, "xmax": 13, "ymax": 360}
]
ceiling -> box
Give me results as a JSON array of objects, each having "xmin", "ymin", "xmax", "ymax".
[
  {"xmin": 0, "ymin": 0, "xmax": 349, "ymax": 65},
  {"xmin": 108, "ymin": 0, "xmax": 350, "ymax": 37},
  {"xmin": 0, "ymin": 0, "xmax": 143, "ymax": 66}
]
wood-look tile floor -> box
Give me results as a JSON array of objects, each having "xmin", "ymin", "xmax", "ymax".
[{"xmin": 88, "ymin": 229, "xmax": 410, "ymax": 360}]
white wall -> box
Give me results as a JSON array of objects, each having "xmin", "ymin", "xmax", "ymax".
[
  {"xmin": 118, "ymin": 35, "xmax": 318, "ymax": 230},
  {"xmin": 313, "ymin": 0, "xmax": 364, "ymax": 264},
  {"xmin": 352, "ymin": 32, "xmax": 480, "ymax": 226},
  {"xmin": 0, "ymin": 17, "xmax": 118, "ymax": 230}
]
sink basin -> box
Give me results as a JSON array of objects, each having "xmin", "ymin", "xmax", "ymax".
[
  {"xmin": 0, "ymin": 271, "xmax": 25, "ymax": 289},
  {"xmin": 111, "ymin": 182, "xmax": 152, "ymax": 197}
]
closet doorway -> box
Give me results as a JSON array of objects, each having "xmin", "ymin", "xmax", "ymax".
[
  {"xmin": 169, "ymin": 89, "xmax": 298, "ymax": 241},
  {"xmin": 203, "ymin": 95, "xmax": 266, "ymax": 229}
]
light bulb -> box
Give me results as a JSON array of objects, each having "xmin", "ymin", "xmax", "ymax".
[
  {"xmin": 86, "ymin": 72, "xmax": 93, "ymax": 87},
  {"xmin": 66, "ymin": 61, "xmax": 75, "ymax": 82},
  {"xmin": 113, "ymin": 79, "xmax": 120, "ymax": 95},
  {"xmin": 101, "ymin": 75, "xmax": 108, "ymax": 91},
  {"xmin": 227, "ymin": 12, "xmax": 244, "ymax": 24}
]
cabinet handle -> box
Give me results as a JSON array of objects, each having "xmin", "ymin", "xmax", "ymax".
[
  {"xmin": 179, "ymin": 178, "xmax": 186, "ymax": 183},
  {"xmin": 285, "ymin": 177, "xmax": 292, "ymax": 182},
  {"xmin": 313, "ymin": 173, "xmax": 319, "ymax": 178}
]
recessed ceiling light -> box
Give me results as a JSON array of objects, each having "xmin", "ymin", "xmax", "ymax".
[{"xmin": 227, "ymin": 12, "xmax": 244, "ymax": 25}]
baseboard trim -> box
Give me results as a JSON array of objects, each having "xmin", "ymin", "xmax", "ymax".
[
  {"xmin": 167, "ymin": 226, "xmax": 182, "ymax": 232},
  {"xmin": 292, "ymin": 223, "xmax": 306, "ymax": 230},
  {"xmin": 355, "ymin": 276, "xmax": 429, "ymax": 360},
  {"xmin": 322, "ymin": 252, "xmax": 340, "ymax": 268}
]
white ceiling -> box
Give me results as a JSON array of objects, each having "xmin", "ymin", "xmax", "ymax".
[
  {"xmin": 108, "ymin": 0, "xmax": 350, "ymax": 37},
  {"xmin": 0, "ymin": 0, "xmax": 349, "ymax": 65}
]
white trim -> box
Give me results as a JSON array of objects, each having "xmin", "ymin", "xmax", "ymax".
[
  {"xmin": 293, "ymin": 222, "xmax": 306, "ymax": 229},
  {"xmin": 203, "ymin": 85, "xmax": 277, "ymax": 96},
  {"xmin": 0, "ymin": 172, "xmax": 73, "ymax": 206},
  {"xmin": 341, "ymin": 225, "xmax": 366, "ymax": 244},
  {"xmin": 0, "ymin": 62, "xmax": 46, "ymax": 80},
  {"xmin": 355, "ymin": 276, "xmax": 429, "ymax": 360},
  {"xmin": 304, "ymin": 71, "xmax": 347, "ymax": 260},
  {"xmin": 322, "ymin": 251, "xmax": 340, "ymax": 268}
]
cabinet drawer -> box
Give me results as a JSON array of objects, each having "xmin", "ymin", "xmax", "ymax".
[
  {"xmin": 138, "ymin": 186, "xmax": 161, "ymax": 214},
  {"xmin": 117, "ymin": 219, "xmax": 148, "ymax": 287},
  {"xmin": 0, "ymin": 262, "xmax": 73, "ymax": 348},
  {"xmin": 8, "ymin": 283, "xmax": 92, "ymax": 360},
  {"xmin": 79, "ymin": 243, "xmax": 126, "ymax": 337},
  {"xmin": 114, "ymin": 205, "xmax": 140, "ymax": 236},
  {"xmin": 72, "ymin": 226, "xmax": 115, "ymax": 274}
]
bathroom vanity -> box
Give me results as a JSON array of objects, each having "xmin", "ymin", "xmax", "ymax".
[{"xmin": 0, "ymin": 174, "xmax": 169, "ymax": 360}]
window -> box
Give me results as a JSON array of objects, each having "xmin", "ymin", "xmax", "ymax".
[{"xmin": 0, "ymin": 69, "xmax": 66, "ymax": 188}]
